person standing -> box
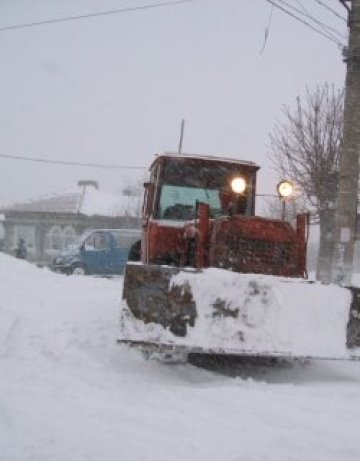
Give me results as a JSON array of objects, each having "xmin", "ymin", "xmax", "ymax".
[{"xmin": 15, "ymin": 238, "xmax": 27, "ymax": 259}]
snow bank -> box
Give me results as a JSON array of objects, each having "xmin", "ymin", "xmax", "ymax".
[{"xmin": 0, "ymin": 253, "xmax": 120, "ymax": 362}]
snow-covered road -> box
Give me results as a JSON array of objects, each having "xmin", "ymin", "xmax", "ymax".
[{"xmin": 1, "ymin": 253, "xmax": 360, "ymax": 461}]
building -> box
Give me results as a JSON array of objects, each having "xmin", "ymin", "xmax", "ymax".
[{"xmin": 0, "ymin": 181, "xmax": 141, "ymax": 266}]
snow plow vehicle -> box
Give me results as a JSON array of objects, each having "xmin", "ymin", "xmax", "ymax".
[{"xmin": 119, "ymin": 152, "xmax": 360, "ymax": 360}]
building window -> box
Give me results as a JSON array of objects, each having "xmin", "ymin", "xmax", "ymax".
[
  {"xmin": 46, "ymin": 225, "xmax": 77, "ymax": 254},
  {"xmin": 46, "ymin": 226, "xmax": 63, "ymax": 252},
  {"xmin": 63, "ymin": 226, "xmax": 76, "ymax": 248}
]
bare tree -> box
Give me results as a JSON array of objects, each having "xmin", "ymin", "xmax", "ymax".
[{"xmin": 268, "ymin": 84, "xmax": 344, "ymax": 281}]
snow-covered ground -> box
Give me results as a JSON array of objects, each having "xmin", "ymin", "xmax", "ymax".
[{"xmin": 1, "ymin": 253, "xmax": 360, "ymax": 461}]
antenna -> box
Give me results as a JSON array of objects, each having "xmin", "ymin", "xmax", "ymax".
[{"xmin": 178, "ymin": 119, "xmax": 185, "ymax": 154}]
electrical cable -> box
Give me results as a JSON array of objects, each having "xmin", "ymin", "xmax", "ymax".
[
  {"xmin": 275, "ymin": 0, "xmax": 346, "ymax": 41},
  {"xmin": 292, "ymin": 0, "xmax": 347, "ymax": 40},
  {"xmin": 0, "ymin": 153, "xmax": 146, "ymax": 170},
  {"xmin": 313, "ymin": 0, "xmax": 347, "ymax": 22},
  {"xmin": 0, "ymin": 0, "xmax": 193, "ymax": 32},
  {"xmin": 265, "ymin": 0, "xmax": 345, "ymax": 47}
]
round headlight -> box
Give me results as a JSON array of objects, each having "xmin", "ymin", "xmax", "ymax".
[
  {"xmin": 231, "ymin": 177, "xmax": 246, "ymax": 194},
  {"xmin": 277, "ymin": 180, "xmax": 294, "ymax": 198}
]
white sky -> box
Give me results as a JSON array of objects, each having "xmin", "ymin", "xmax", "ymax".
[{"xmin": 0, "ymin": 0, "xmax": 348, "ymax": 205}]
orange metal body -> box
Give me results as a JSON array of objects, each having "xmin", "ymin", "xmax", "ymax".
[{"xmin": 140, "ymin": 153, "xmax": 308, "ymax": 278}]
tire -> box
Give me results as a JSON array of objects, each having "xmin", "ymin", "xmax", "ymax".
[
  {"xmin": 128, "ymin": 240, "xmax": 141, "ymax": 262},
  {"xmin": 70, "ymin": 264, "xmax": 88, "ymax": 276}
]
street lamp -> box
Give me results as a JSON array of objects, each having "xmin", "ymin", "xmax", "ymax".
[{"xmin": 277, "ymin": 180, "xmax": 295, "ymax": 219}]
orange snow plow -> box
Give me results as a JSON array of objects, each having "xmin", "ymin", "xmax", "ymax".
[{"xmin": 119, "ymin": 153, "xmax": 360, "ymax": 360}]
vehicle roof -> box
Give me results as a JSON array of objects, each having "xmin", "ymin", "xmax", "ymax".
[{"xmin": 150, "ymin": 152, "xmax": 259, "ymax": 170}]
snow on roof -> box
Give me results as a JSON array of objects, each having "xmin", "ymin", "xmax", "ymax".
[
  {"xmin": 9, "ymin": 192, "xmax": 81, "ymax": 214},
  {"xmin": 3, "ymin": 186, "xmax": 141, "ymax": 218},
  {"xmin": 80, "ymin": 187, "xmax": 140, "ymax": 217},
  {"xmin": 154, "ymin": 152, "xmax": 259, "ymax": 168}
]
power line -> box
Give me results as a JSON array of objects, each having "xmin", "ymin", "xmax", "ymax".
[
  {"xmin": 291, "ymin": 0, "xmax": 347, "ymax": 40},
  {"xmin": 0, "ymin": 0, "xmax": 193, "ymax": 32},
  {"xmin": 276, "ymin": 0, "xmax": 346, "ymax": 41},
  {"xmin": 313, "ymin": 0, "xmax": 347, "ymax": 22},
  {"xmin": 265, "ymin": 0, "xmax": 345, "ymax": 47},
  {"xmin": 0, "ymin": 153, "xmax": 146, "ymax": 170}
]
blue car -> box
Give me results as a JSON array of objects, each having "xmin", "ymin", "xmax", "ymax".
[{"xmin": 52, "ymin": 229, "xmax": 141, "ymax": 276}]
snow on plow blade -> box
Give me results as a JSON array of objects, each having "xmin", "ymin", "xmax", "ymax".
[{"xmin": 119, "ymin": 263, "xmax": 360, "ymax": 360}]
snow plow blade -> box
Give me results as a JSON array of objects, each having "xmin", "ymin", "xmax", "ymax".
[{"xmin": 119, "ymin": 263, "xmax": 360, "ymax": 360}]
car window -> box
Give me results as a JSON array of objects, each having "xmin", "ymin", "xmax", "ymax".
[
  {"xmin": 94, "ymin": 233, "xmax": 108, "ymax": 250},
  {"xmin": 84, "ymin": 233, "xmax": 108, "ymax": 251},
  {"xmin": 84, "ymin": 234, "xmax": 95, "ymax": 250}
]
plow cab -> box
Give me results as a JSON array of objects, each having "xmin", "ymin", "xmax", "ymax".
[{"xmin": 119, "ymin": 152, "xmax": 360, "ymax": 360}]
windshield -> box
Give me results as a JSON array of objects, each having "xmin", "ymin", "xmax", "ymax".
[
  {"xmin": 60, "ymin": 231, "xmax": 90, "ymax": 255},
  {"xmin": 60, "ymin": 243, "xmax": 81, "ymax": 256},
  {"xmin": 155, "ymin": 158, "xmax": 255, "ymax": 220},
  {"xmin": 158, "ymin": 185, "xmax": 221, "ymax": 220}
]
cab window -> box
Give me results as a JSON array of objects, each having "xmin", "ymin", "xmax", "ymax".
[{"xmin": 158, "ymin": 185, "xmax": 222, "ymax": 220}]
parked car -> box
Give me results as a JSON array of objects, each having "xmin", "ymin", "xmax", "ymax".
[{"xmin": 51, "ymin": 229, "xmax": 141, "ymax": 275}]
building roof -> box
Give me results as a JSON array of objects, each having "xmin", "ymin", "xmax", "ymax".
[{"xmin": 2, "ymin": 187, "xmax": 141, "ymax": 218}]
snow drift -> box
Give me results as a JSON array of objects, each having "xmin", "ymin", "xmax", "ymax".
[{"xmin": 1, "ymin": 253, "xmax": 360, "ymax": 461}]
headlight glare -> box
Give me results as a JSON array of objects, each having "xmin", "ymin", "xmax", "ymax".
[{"xmin": 231, "ymin": 177, "xmax": 246, "ymax": 194}]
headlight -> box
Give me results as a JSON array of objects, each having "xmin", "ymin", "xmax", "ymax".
[
  {"xmin": 277, "ymin": 180, "xmax": 294, "ymax": 198},
  {"xmin": 231, "ymin": 177, "xmax": 246, "ymax": 194}
]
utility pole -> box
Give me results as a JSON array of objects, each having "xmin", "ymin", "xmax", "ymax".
[{"xmin": 331, "ymin": 0, "xmax": 360, "ymax": 285}]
